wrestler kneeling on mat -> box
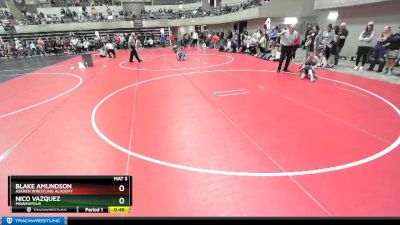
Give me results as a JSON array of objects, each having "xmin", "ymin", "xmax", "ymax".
[
  {"xmin": 172, "ymin": 45, "xmax": 188, "ymax": 61},
  {"xmin": 299, "ymin": 52, "xmax": 319, "ymax": 82}
]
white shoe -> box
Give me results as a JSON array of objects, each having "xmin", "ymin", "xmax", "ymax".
[
  {"xmin": 354, "ymin": 66, "xmax": 359, "ymax": 70},
  {"xmin": 301, "ymin": 73, "xmax": 306, "ymax": 80},
  {"xmin": 310, "ymin": 77, "xmax": 316, "ymax": 82},
  {"xmin": 359, "ymin": 66, "xmax": 363, "ymax": 71}
]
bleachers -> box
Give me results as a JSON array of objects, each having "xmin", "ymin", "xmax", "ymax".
[
  {"xmin": 0, "ymin": 26, "xmax": 170, "ymax": 46},
  {"xmin": 144, "ymin": 2, "xmax": 201, "ymax": 13},
  {"xmin": 38, "ymin": 5, "xmax": 124, "ymax": 19}
]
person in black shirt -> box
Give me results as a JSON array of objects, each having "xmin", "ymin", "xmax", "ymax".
[
  {"xmin": 220, "ymin": 29, "xmax": 225, "ymax": 48},
  {"xmin": 66, "ymin": 8, "xmax": 72, "ymax": 18},
  {"xmin": 334, "ymin": 22, "xmax": 348, "ymax": 65},
  {"xmin": 382, "ymin": 26, "xmax": 400, "ymax": 75},
  {"xmin": 21, "ymin": 7, "xmax": 27, "ymax": 17},
  {"xmin": 303, "ymin": 24, "xmax": 312, "ymax": 49},
  {"xmin": 368, "ymin": 26, "xmax": 391, "ymax": 72}
]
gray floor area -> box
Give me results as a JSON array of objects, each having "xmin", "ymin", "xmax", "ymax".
[
  {"xmin": 0, "ymin": 55, "xmax": 77, "ymax": 83},
  {"xmin": 294, "ymin": 49, "xmax": 400, "ymax": 85},
  {"xmin": 326, "ymin": 59, "xmax": 400, "ymax": 85}
]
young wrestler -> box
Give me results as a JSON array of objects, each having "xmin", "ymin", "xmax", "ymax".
[
  {"xmin": 299, "ymin": 52, "xmax": 319, "ymax": 82},
  {"xmin": 98, "ymin": 46, "xmax": 107, "ymax": 57},
  {"xmin": 172, "ymin": 45, "xmax": 188, "ymax": 61}
]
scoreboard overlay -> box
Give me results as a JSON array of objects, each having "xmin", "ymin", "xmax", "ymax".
[{"xmin": 8, "ymin": 176, "xmax": 132, "ymax": 213}]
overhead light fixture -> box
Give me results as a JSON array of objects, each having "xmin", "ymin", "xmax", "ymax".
[
  {"xmin": 328, "ymin": 11, "xmax": 338, "ymax": 20},
  {"xmin": 284, "ymin": 17, "xmax": 298, "ymax": 25}
]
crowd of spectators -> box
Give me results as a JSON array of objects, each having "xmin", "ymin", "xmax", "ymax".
[
  {"xmin": 176, "ymin": 21, "xmax": 399, "ymax": 75},
  {"xmin": 1, "ymin": 0, "xmax": 270, "ymax": 28},
  {"xmin": 2, "ymin": 1, "xmax": 399, "ymax": 75},
  {"xmin": 140, "ymin": 0, "xmax": 270, "ymax": 20},
  {"xmin": 0, "ymin": 31, "xmax": 168, "ymax": 58},
  {"xmin": 1, "ymin": 19, "xmax": 399, "ymax": 75},
  {"xmin": 0, "ymin": 9, "xmax": 17, "ymax": 33}
]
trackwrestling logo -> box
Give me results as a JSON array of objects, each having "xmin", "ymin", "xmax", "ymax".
[{"xmin": 2, "ymin": 217, "xmax": 64, "ymax": 225}]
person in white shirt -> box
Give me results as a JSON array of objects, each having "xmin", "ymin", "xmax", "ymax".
[
  {"xmin": 148, "ymin": 38, "xmax": 154, "ymax": 47},
  {"xmin": 135, "ymin": 38, "xmax": 142, "ymax": 49},
  {"xmin": 70, "ymin": 37, "xmax": 78, "ymax": 52},
  {"xmin": 224, "ymin": 39, "xmax": 232, "ymax": 52},
  {"xmin": 192, "ymin": 31, "xmax": 199, "ymax": 46},
  {"xmin": 29, "ymin": 42, "xmax": 36, "ymax": 55},
  {"xmin": 98, "ymin": 47, "xmax": 107, "ymax": 57},
  {"xmin": 105, "ymin": 42, "xmax": 116, "ymax": 58},
  {"xmin": 128, "ymin": 33, "xmax": 142, "ymax": 63},
  {"xmin": 83, "ymin": 40, "xmax": 90, "ymax": 52},
  {"xmin": 273, "ymin": 45, "xmax": 282, "ymax": 61},
  {"xmin": 14, "ymin": 38, "xmax": 20, "ymax": 50},
  {"xmin": 277, "ymin": 24, "xmax": 299, "ymax": 73},
  {"xmin": 120, "ymin": 35, "xmax": 125, "ymax": 49}
]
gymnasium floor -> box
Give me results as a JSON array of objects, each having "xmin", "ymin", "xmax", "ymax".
[{"xmin": 0, "ymin": 47, "xmax": 399, "ymax": 216}]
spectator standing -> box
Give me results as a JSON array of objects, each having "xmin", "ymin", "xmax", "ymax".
[
  {"xmin": 292, "ymin": 33, "xmax": 301, "ymax": 61},
  {"xmin": 321, "ymin": 24, "xmax": 334, "ymax": 68},
  {"xmin": 354, "ymin": 21, "xmax": 375, "ymax": 70},
  {"xmin": 212, "ymin": 33, "xmax": 220, "ymax": 50},
  {"xmin": 259, "ymin": 33, "xmax": 267, "ymax": 53},
  {"xmin": 114, "ymin": 35, "xmax": 121, "ymax": 48},
  {"xmin": 382, "ymin": 26, "xmax": 400, "ymax": 75},
  {"xmin": 192, "ymin": 30, "xmax": 199, "ymax": 47},
  {"xmin": 270, "ymin": 26, "xmax": 280, "ymax": 43},
  {"xmin": 38, "ymin": 38, "xmax": 45, "ymax": 55},
  {"xmin": 327, "ymin": 26, "xmax": 339, "ymax": 68},
  {"xmin": 29, "ymin": 42, "xmax": 36, "ymax": 56},
  {"xmin": 21, "ymin": 6, "xmax": 27, "ymax": 17},
  {"xmin": 303, "ymin": 23, "xmax": 313, "ymax": 48},
  {"xmin": 304, "ymin": 33, "xmax": 315, "ymax": 56},
  {"xmin": 170, "ymin": 33, "xmax": 175, "ymax": 46},
  {"xmin": 368, "ymin": 26, "xmax": 391, "ymax": 72},
  {"xmin": 220, "ymin": 29, "xmax": 225, "ymax": 47},
  {"xmin": 335, "ymin": 22, "xmax": 349, "ymax": 65},
  {"xmin": 83, "ymin": 39, "xmax": 90, "ymax": 52},
  {"xmin": 314, "ymin": 30, "xmax": 323, "ymax": 55}
]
